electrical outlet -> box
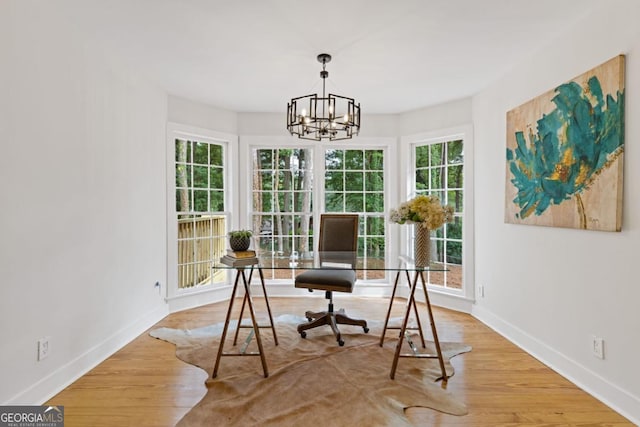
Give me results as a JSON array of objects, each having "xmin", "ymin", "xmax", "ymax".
[
  {"xmin": 478, "ymin": 285, "xmax": 484, "ymax": 298},
  {"xmin": 591, "ymin": 335, "xmax": 604, "ymax": 359},
  {"xmin": 38, "ymin": 337, "xmax": 50, "ymax": 361}
]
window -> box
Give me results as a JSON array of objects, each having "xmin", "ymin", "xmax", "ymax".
[
  {"xmin": 247, "ymin": 141, "xmax": 392, "ymax": 284},
  {"xmin": 324, "ymin": 149, "xmax": 386, "ymax": 279},
  {"xmin": 414, "ymin": 139, "xmax": 464, "ymax": 290},
  {"xmin": 174, "ymin": 138, "xmax": 227, "ymax": 289},
  {"xmin": 251, "ymin": 148, "xmax": 313, "ymax": 281}
]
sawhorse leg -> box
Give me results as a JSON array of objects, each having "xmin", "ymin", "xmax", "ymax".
[
  {"xmin": 390, "ymin": 270, "xmax": 447, "ymax": 381},
  {"xmin": 380, "ymin": 270, "xmax": 426, "ymax": 348},
  {"xmin": 233, "ymin": 267, "xmax": 279, "ymax": 346},
  {"xmin": 213, "ymin": 268, "xmax": 269, "ymax": 378}
]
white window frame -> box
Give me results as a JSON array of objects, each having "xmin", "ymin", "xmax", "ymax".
[
  {"xmin": 166, "ymin": 123, "xmax": 238, "ymax": 307},
  {"xmin": 399, "ymin": 125, "xmax": 475, "ymax": 306},
  {"xmin": 320, "ymin": 141, "xmax": 394, "ymax": 284},
  {"xmin": 240, "ymin": 136, "xmax": 396, "ymax": 294}
]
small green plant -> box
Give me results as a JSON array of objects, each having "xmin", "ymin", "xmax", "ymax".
[
  {"xmin": 228, "ymin": 229, "xmax": 253, "ymax": 251},
  {"xmin": 228, "ymin": 229, "xmax": 253, "ymax": 238}
]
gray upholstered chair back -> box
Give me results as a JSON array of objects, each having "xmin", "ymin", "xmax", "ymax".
[{"xmin": 318, "ymin": 214, "xmax": 358, "ymax": 268}]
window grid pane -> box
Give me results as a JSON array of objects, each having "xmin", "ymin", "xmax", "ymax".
[
  {"xmin": 250, "ymin": 147, "xmax": 387, "ymax": 283},
  {"xmin": 251, "ymin": 149, "xmax": 314, "ymax": 281},
  {"xmin": 175, "ymin": 138, "xmax": 227, "ymax": 289},
  {"xmin": 325, "ymin": 149, "xmax": 386, "ymax": 280},
  {"xmin": 414, "ymin": 139, "xmax": 463, "ymax": 290}
]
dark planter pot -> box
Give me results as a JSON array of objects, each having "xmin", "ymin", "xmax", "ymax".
[{"xmin": 229, "ymin": 236, "xmax": 251, "ymax": 251}]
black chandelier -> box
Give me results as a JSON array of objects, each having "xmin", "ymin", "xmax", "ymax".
[{"xmin": 287, "ymin": 53, "xmax": 361, "ymax": 141}]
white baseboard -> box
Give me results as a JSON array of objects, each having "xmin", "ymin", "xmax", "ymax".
[
  {"xmin": 415, "ymin": 290, "xmax": 473, "ymax": 313},
  {"xmin": 268, "ymin": 283, "xmax": 395, "ymax": 298},
  {"xmin": 472, "ymin": 304, "xmax": 640, "ymax": 425},
  {"xmin": 167, "ymin": 285, "xmax": 234, "ymax": 313},
  {"xmin": 6, "ymin": 305, "xmax": 169, "ymax": 406},
  {"xmin": 258, "ymin": 282, "xmax": 472, "ymax": 313}
]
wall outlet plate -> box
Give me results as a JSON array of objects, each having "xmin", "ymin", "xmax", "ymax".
[
  {"xmin": 591, "ymin": 335, "xmax": 604, "ymax": 359},
  {"xmin": 38, "ymin": 337, "xmax": 50, "ymax": 361}
]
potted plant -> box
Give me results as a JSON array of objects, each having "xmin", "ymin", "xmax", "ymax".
[{"xmin": 228, "ymin": 229, "xmax": 253, "ymax": 251}]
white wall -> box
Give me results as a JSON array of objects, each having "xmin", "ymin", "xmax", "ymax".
[
  {"xmin": 168, "ymin": 95, "xmax": 237, "ymax": 135},
  {"xmin": 399, "ymin": 98, "xmax": 472, "ymax": 135},
  {"xmin": 472, "ymin": 0, "xmax": 640, "ymax": 422},
  {"xmin": 0, "ymin": 3, "xmax": 168, "ymax": 404}
]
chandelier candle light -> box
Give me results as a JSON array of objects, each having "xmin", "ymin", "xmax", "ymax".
[
  {"xmin": 390, "ymin": 195, "xmax": 454, "ymax": 268},
  {"xmin": 287, "ymin": 53, "xmax": 361, "ymax": 141}
]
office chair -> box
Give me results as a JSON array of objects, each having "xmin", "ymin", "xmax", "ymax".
[{"xmin": 295, "ymin": 214, "xmax": 369, "ymax": 346}]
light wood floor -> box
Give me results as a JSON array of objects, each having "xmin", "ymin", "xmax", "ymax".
[{"xmin": 47, "ymin": 297, "xmax": 632, "ymax": 426}]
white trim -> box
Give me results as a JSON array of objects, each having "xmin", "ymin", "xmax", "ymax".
[
  {"xmin": 239, "ymin": 282, "xmax": 393, "ymax": 299},
  {"xmin": 472, "ymin": 304, "xmax": 640, "ymax": 425},
  {"xmin": 389, "ymin": 277, "xmax": 473, "ymax": 313},
  {"xmin": 4, "ymin": 306, "xmax": 168, "ymax": 406},
  {"xmin": 414, "ymin": 288, "xmax": 472, "ymax": 313},
  {"xmin": 319, "ymin": 139, "xmax": 397, "ymax": 282},
  {"xmin": 241, "ymin": 135, "xmax": 399, "ymax": 286},
  {"xmin": 399, "ymin": 124, "xmax": 475, "ymax": 302},
  {"xmin": 167, "ymin": 284, "xmax": 234, "ymax": 313},
  {"xmin": 165, "ymin": 122, "xmax": 239, "ymax": 300},
  {"xmin": 240, "ymin": 279, "xmax": 472, "ymax": 313}
]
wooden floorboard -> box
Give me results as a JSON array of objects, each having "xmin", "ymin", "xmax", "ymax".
[{"xmin": 47, "ymin": 297, "xmax": 633, "ymax": 426}]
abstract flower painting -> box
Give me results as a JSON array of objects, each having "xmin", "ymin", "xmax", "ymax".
[{"xmin": 505, "ymin": 55, "xmax": 625, "ymax": 231}]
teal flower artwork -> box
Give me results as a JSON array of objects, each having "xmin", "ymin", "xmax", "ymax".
[{"xmin": 505, "ymin": 56, "xmax": 625, "ymax": 231}]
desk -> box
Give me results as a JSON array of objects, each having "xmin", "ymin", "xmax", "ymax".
[
  {"xmin": 380, "ymin": 257, "xmax": 448, "ymax": 381},
  {"xmin": 212, "ymin": 263, "xmax": 277, "ymax": 379},
  {"xmin": 214, "ymin": 253, "xmax": 447, "ymax": 381}
]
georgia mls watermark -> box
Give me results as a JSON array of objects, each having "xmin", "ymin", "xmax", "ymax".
[{"xmin": 0, "ymin": 406, "xmax": 64, "ymax": 427}]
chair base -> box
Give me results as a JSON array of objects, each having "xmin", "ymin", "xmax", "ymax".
[{"xmin": 297, "ymin": 308, "xmax": 369, "ymax": 346}]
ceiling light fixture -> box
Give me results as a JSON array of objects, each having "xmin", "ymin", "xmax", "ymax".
[{"xmin": 287, "ymin": 53, "xmax": 361, "ymax": 141}]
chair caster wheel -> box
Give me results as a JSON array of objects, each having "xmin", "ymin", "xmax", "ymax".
[
  {"xmin": 338, "ymin": 339, "xmax": 345, "ymax": 346},
  {"xmin": 300, "ymin": 331, "xmax": 307, "ymax": 339},
  {"xmin": 363, "ymin": 327, "xmax": 369, "ymax": 334}
]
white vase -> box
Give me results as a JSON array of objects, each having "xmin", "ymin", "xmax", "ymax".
[{"xmin": 414, "ymin": 225, "xmax": 431, "ymax": 268}]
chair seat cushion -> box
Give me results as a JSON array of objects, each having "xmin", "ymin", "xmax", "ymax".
[{"xmin": 295, "ymin": 269, "xmax": 356, "ymax": 293}]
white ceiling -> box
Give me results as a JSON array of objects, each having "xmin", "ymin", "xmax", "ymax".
[{"xmin": 59, "ymin": 0, "xmax": 600, "ymax": 114}]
